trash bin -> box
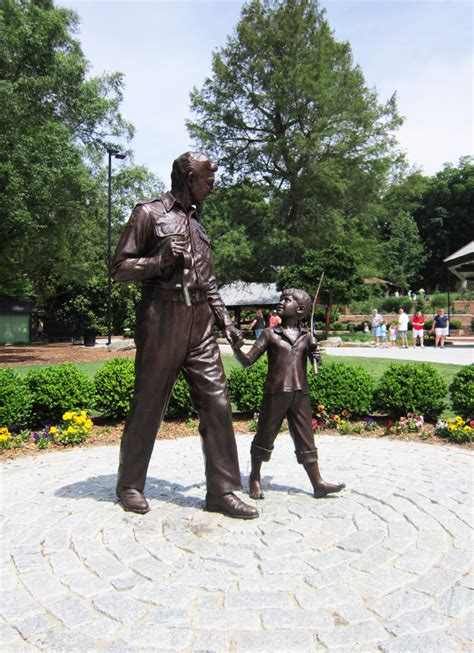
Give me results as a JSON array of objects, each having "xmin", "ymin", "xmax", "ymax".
[{"xmin": 83, "ymin": 326, "xmax": 96, "ymax": 347}]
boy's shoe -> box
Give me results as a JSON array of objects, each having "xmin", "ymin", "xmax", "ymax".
[{"xmin": 313, "ymin": 482, "xmax": 346, "ymax": 498}]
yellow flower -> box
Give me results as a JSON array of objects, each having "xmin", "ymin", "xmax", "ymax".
[
  {"xmin": 0, "ymin": 434, "xmax": 11, "ymax": 442},
  {"xmin": 85, "ymin": 419, "xmax": 93, "ymax": 430},
  {"xmin": 63, "ymin": 411, "xmax": 73, "ymax": 421},
  {"xmin": 67, "ymin": 426, "xmax": 75, "ymax": 434},
  {"xmin": 464, "ymin": 426, "xmax": 472, "ymax": 433},
  {"xmin": 0, "ymin": 427, "xmax": 9, "ymax": 434},
  {"xmin": 339, "ymin": 420, "xmax": 346, "ymax": 425},
  {"xmin": 448, "ymin": 425, "xmax": 455, "ymax": 432},
  {"xmin": 81, "ymin": 411, "xmax": 87, "ymax": 419},
  {"xmin": 334, "ymin": 415, "xmax": 340, "ymax": 422},
  {"xmin": 49, "ymin": 426, "xmax": 57, "ymax": 434},
  {"xmin": 73, "ymin": 416, "xmax": 81, "ymax": 424}
]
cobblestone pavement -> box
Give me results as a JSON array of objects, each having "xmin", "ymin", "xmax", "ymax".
[{"xmin": 1, "ymin": 434, "xmax": 473, "ymax": 652}]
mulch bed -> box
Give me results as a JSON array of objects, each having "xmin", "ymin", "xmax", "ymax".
[
  {"xmin": 1, "ymin": 416, "xmax": 468, "ymax": 461},
  {"xmin": 0, "ymin": 341, "xmax": 136, "ymax": 367}
]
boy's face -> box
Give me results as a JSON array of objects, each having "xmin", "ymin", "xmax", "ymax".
[{"xmin": 276, "ymin": 293, "xmax": 302, "ymax": 318}]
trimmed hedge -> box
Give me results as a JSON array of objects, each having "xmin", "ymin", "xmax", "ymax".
[
  {"xmin": 25, "ymin": 364, "xmax": 95, "ymax": 425},
  {"xmin": 93, "ymin": 358, "xmax": 193, "ymax": 419},
  {"xmin": 309, "ymin": 362, "xmax": 374, "ymax": 416},
  {"xmin": 374, "ymin": 362, "xmax": 447, "ymax": 419},
  {"xmin": 94, "ymin": 358, "xmax": 135, "ymax": 419},
  {"xmin": 0, "ymin": 368, "xmax": 32, "ymax": 431},
  {"xmin": 449, "ymin": 365, "xmax": 474, "ymax": 419},
  {"xmin": 228, "ymin": 358, "xmax": 267, "ymax": 413}
]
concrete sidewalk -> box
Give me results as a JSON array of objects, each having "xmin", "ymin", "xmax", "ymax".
[
  {"xmin": 219, "ymin": 343, "xmax": 473, "ymax": 366},
  {"xmin": 1, "ymin": 434, "xmax": 472, "ymax": 651}
]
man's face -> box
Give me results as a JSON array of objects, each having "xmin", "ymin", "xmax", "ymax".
[
  {"xmin": 276, "ymin": 293, "xmax": 300, "ymax": 318},
  {"xmin": 188, "ymin": 164, "xmax": 215, "ymax": 206}
]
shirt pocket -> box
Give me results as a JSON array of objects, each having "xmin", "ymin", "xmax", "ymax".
[{"xmin": 154, "ymin": 217, "xmax": 187, "ymax": 239}]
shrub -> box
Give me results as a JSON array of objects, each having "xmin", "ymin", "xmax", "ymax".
[
  {"xmin": 330, "ymin": 322, "xmax": 344, "ymax": 331},
  {"xmin": 0, "ymin": 369, "xmax": 32, "ymax": 431},
  {"xmin": 94, "ymin": 358, "xmax": 193, "ymax": 419},
  {"xmin": 309, "ymin": 362, "xmax": 374, "ymax": 416},
  {"xmin": 374, "ymin": 363, "xmax": 447, "ymax": 419},
  {"xmin": 449, "ymin": 365, "xmax": 474, "ymax": 419},
  {"xmin": 166, "ymin": 375, "xmax": 193, "ymax": 418},
  {"xmin": 228, "ymin": 358, "xmax": 268, "ymax": 412},
  {"xmin": 25, "ymin": 364, "xmax": 95, "ymax": 426},
  {"xmin": 380, "ymin": 296, "xmax": 413, "ymax": 314},
  {"xmin": 449, "ymin": 319, "xmax": 462, "ymax": 330},
  {"xmin": 94, "ymin": 358, "xmax": 135, "ymax": 418}
]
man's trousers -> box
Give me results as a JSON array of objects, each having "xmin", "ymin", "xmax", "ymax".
[{"xmin": 116, "ymin": 296, "xmax": 242, "ymax": 496}]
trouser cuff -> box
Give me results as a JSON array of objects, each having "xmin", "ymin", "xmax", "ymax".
[
  {"xmin": 296, "ymin": 448, "xmax": 319, "ymax": 465},
  {"xmin": 251, "ymin": 443, "xmax": 274, "ymax": 462}
]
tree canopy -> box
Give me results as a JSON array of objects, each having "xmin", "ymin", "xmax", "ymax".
[{"xmin": 189, "ymin": 0, "xmax": 403, "ymax": 265}]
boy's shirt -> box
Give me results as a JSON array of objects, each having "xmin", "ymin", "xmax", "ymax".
[{"xmin": 242, "ymin": 326, "xmax": 313, "ymax": 394}]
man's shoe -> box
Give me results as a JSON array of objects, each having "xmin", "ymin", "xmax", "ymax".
[
  {"xmin": 117, "ymin": 488, "xmax": 150, "ymax": 514},
  {"xmin": 205, "ymin": 492, "xmax": 259, "ymax": 519}
]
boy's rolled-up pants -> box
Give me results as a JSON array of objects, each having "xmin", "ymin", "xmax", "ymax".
[{"xmin": 251, "ymin": 390, "xmax": 318, "ymax": 464}]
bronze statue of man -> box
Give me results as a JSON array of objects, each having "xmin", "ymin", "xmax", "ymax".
[{"xmin": 111, "ymin": 152, "xmax": 258, "ymax": 519}]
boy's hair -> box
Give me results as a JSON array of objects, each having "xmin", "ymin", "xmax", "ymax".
[{"xmin": 281, "ymin": 288, "xmax": 312, "ymax": 318}]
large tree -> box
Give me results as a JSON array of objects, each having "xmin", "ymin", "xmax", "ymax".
[
  {"xmin": 188, "ymin": 0, "xmax": 403, "ymax": 263},
  {"xmin": 411, "ymin": 157, "xmax": 474, "ymax": 290},
  {"xmin": 0, "ymin": 0, "xmax": 133, "ymax": 299}
]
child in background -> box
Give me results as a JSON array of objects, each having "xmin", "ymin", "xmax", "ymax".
[
  {"xmin": 389, "ymin": 323, "xmax": 397, "ymax": 348},
  {"xmin": 380, "ymin": 321, "xmax": 388, "ymax": 347}
]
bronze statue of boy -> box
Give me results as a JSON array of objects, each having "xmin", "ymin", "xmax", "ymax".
[{"xmin": 232, "ymin": 288, "xmax": 345, "ymax": 500}]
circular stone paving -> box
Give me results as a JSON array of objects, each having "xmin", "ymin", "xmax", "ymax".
[{"xmin": 1, "ymin": 434, "xmax": 473, "ymax": 652}]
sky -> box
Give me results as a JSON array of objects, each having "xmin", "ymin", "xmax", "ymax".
[{"xmin": 57, "ymin": 0, "xmax": 473, "ymax": 186}]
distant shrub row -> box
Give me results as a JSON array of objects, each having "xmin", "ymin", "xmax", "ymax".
[
  {"xmin": 1, "ymin": 360, "xmax": 472, "ymax": 436},
  {"xmin": 228, "ymin": 361, "xmax": 473, "ymax": 422}
]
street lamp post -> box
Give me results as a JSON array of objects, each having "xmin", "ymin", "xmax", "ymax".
[{"xmin": 107, "ymin": 148, "xmax": 126, "ymax": 346}]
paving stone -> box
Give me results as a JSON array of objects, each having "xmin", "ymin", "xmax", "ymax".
[
  {"xmin": 337, "ymin": 528, "xmax": 386, "ymax": 553},
  {"xmin": 225, "ymin": 590, "xmax": 291, "ymax": 609},
  {"xmin": 379, "ymin": 630, "xmax": 462, "ymax": 652},
  {"xmin": 318, "ymin": 620, "xmax": 389, "ymax": 649},
  {"xmin": 234, "ymin": 629, "xmax": 316, "ymax": 652},
  {"xmin": 414, "ymin": 567, "xmax": 462, "ymax": 597},
  {"xmin": 193, "ymin": 609, "xmax": 261, "ymax": 631},
  {"xmin": 438, "ymin": 585, "xmax": 474, "ymax": 617},
  {"xmin": 352, "ymin": 567, "xmax": 417, "ymax": 599},
  {"xmin": 333, "ymin": 605, "xmax": 377, "ymax": 625},
  {"xmin": 192, "ymin": 631, "xmax": 230, "ymax": 652},
  {"xmin": 0, "ymin": 589, "xmax": 43, "ymax": 621},
  {"xmin": 11, "ymin": 613, "xmax": 55, "ymax": 639},
  {"xmin": 295, "ymin": 586, "xmax": 361, "ymax": 610},
  {"xmin": 447, "ymin": 613, "xmax": 474, "ymax": 645},
  {"xmin": 261, "ymin": 607, "xmax": 333, "ymax": 630},
  {"xmin": 370, "ymin": 589, "xmax": 433, "ymax": 620},
  {"xmin": 93, "ymin": 592, "xmax": 149, "ymax": 623},
  {"xmin": 42, "ymin": 595, "xmax": 97, "ymax": 629},
  {"xmin": 386, "ymin": 607, "xmax": 451, "ymax": 636},
  {"xmin": 394, "ymin": 549, "xmax": 439, "ymax": 575},
  {"xmin": 31, "ymin": 628, "xmax": 99, "ymax": 651}
]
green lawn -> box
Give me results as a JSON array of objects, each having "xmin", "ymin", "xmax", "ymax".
[{"xmin": 9, "ymin": 352, "xmax": 462, "ymax": 384}]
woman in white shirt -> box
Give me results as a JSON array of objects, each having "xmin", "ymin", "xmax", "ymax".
[{"xmin": 398, "ymin": 308, "xmax": 409, "ymax": 349}]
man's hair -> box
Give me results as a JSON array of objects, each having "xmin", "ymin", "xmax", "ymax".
[
  {"xmin": 282, "ymin": 288, "xmax": 312, "ymax": 318},
  {"xmin": 171, "ymin": 152, "xmax": 217, "ymax": 192}
]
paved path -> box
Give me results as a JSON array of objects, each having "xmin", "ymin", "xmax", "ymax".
[
  {"xmin": 1, "ymin": 435, "xmax": 473, "ymax": 652},
  {"xmin": 219, "ymin": 343, "xmax": 473, "ymax": 366}
]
